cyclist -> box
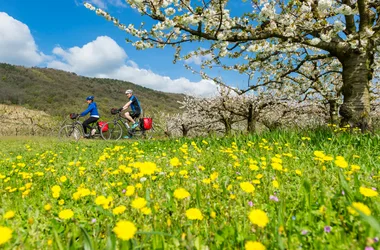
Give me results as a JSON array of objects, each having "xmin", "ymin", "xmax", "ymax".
[
  {"xmin": 119, "ymin": 89, "xmax": 141, "ymax": 138},
  {"xmin": 80, "ymin": 95, "xmax": 100, "ymax": 138}
]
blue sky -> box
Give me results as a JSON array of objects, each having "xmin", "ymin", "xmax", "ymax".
[{"xmin": 0, "ymin": 0, "xmax": 241, "ymax": 96}]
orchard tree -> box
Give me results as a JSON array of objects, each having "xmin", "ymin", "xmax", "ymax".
[{"xmin": 85, "ymin": 0, "xmax": 380, "ymax": 130}]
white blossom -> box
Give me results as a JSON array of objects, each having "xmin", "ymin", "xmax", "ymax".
[
  {"xmin": 333, "ymin": 20, "xmax": 345, "ymax": 32},
  {"xmin": 335, "ymin": 4, "xmax": 353, "ymax": 15},
  {"xmin": 310, "ymin": 38, "xmax": 321, "ymax": 45}
]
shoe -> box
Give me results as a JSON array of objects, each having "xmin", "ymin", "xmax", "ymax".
[
  {"xmin": 84, "ymin": 134, "xmax": 90, "ymax": 138},
  {"xmin": 123, "ymin": 135, "xmax": 132, "ymax": 139},
  {"xmin": 131, "ymin": 122, "xmax": 139, "ymax": 129},
  {"xmin": 91, "ymin": 128, "xmax": 96, "ymax": 136}
]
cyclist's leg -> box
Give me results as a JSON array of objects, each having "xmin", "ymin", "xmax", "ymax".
[
  {"xmin": 131, "ymin": 112, "xmax": 140, "ymax": 129},
  {"xmin": 83, "ymin": 117, "xmax": 98, "ymax": 135},
  {"xmin": 89, "ymin": 117, "xmax": 99, "ymax": 135},
  {"xmin": 125, "ymin": 111, "xmax": 135, "ymax": 123}
]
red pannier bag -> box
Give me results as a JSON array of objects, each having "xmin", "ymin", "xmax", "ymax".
[
  {"xmin": 98, "ymin": 121, "xmax": 108, "ymax": 132},
  {"xmin": 142, "ymin": 118, "xmax": 153, "ymax": 130}
]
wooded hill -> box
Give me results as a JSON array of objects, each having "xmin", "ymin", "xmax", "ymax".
[{"xmin": 0, "ymin": 63, "xmax": 185, "ymax": 119}]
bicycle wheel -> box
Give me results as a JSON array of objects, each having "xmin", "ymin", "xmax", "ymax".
[
  {"xmin": 58, "ymin": 125, "xmax": 81, "ymax": 141},
  {"xmin": 143, "ymin": 126, "xmax": 155, "ymax": 139},
  {"xmin": 101, "ymin": 122, "xmax": 123, "ymax": 140}
]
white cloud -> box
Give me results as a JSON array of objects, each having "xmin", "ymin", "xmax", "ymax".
[
  {"xmin": 0, "ymin": 12, "xmax": 46, "ymax": 66},
  {"xmin": 185, "ymin": 52, "xmax": 213, "ymax": 65},
  {"xmin": 82, "ymin": 0, "xmax": 127, "ymax": 9},
  {"xmin": 48, "ymin": 36, "xmax": 217, "ymax": 96},
  {"xmin": 48, "ymin": 36, "xmax": 127, "ymax": 75},
  {"xmin": 97, "ymin": 66, "xmax": 217, "ymax": 97}
]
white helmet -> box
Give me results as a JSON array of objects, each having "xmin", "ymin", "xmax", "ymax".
[{"xmin": 125, "ymin": 89, "xmax": 133, "ymax": 94}]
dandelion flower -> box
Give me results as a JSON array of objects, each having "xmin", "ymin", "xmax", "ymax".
[
  {"xmin": 113, "ymin": 205, "xmax": 127, "ymax": 215},
  {"xmin": 249, "ymin": 209, "xmax": 269, "ymax": 228},
  {"xmin": 4, "ymin": 211, "xmax": 15, "ymax": 219},
  {"xmin": 245, "ymin": 241, "xmax": 266, "ymax": 250},
  {"xmin": 174, "ymin": 188, "xmax": 190, "ymax": 199},
  {"xmin": 360, "ymin": 187, "xmax": 378, "ymax": 197},
  {"xmin": 186, "ymin": 208, "xmax": 203, "ymax": 220},
  {"xmin": 132, "ymin": 197, "xmax": 147, "ymax": 209},
  {"xmin": 44, "ymin": 204, "xmax": 52, "ymax": 211},
  {"xmin": 0, "ymin": 226, "xmax": 12, "ymax": 245},
  {"xmin": 58, "ymin": 209, "xmax": 74, "ymax": 220},
  {"xmin": 170, "ymin": 157, "xmax": 181, "ymax": 167},
  {"xmin": 240, "ymin": 182, "xmax": 255, "ymax": 193},
  {"xmin": 113, "ymin": 220, "xmax": 137, "ymax": 241},
  {"xmin": 347, "ymin": 202, "xmax": 371, "ymax": 216}
]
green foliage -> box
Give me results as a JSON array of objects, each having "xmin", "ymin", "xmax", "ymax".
[{"xmin": 0, "ymin": 63, "xmax": 185, "ymax": 119}]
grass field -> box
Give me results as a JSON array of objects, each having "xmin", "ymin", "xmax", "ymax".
[{"xmin": 0, "ymin": 128, "xmax": 379, "ymax": 249}]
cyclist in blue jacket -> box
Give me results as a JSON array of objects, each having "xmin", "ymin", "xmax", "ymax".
[{"xmin": 80, "ymin": 96, "xmax": 100, "ymax": 138}]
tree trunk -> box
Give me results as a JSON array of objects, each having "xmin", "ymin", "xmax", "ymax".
[
  {"xmin": 222, "ymin": 118, "xmax": 232, "ymax": 135},
  {"xmin": 181, "ymin": 124, "xmax": 188, "ymax": 137},
  {"xmin": 327, "ymin": 99, "xmax": 339, "ymax": 125},
  {"xmin": 247, "ymin": 103, "xmax": 256, "ymax": 133},
  {"xmin": 339, "ymin": 52, "xmax": 371, "ymax": 130}
]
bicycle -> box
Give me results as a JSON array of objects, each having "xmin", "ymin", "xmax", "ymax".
[
  {"xmin": 58, "ymin": 113, "xmax": 106, "ymax": 141},
  {"xmin": 101, "ymin": 109, "xmax": 154, "ymax": 141}
]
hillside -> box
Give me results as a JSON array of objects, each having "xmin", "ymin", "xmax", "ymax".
[{"xmin": 0, "ymin": 63, "xmax": 185, "ymax": 119}]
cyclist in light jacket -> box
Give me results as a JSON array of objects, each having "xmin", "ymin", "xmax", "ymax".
[{"xmin": 80, "ymin": 96, "xmax": 100, "ymax": 137}]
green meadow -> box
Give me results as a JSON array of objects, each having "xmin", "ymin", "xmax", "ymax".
[{"xmin": 0, "ymin": 129, "xmax": 379, "ymax": 249}]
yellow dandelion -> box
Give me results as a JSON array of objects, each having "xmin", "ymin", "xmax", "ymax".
[
  {"xmin": 141, "ymin": 207, "xmax": 152, "ymax": 215},
  {"xmin": 347, "ymin": 202, "xmax": 371, "ymax": 216},
  {"xmin": 186, "ymin": 208, "xmax": 203, "ymax": 220},
  {"xmin": 169, "ymin": 157, "xmax": 181, "ymax": 167},
  {"xmin": 113, "ymin": 220, "xmax": 137, "ymax": 241},
  {"xmin": 174, "ymin": 188, "xmax": 190, "ymax": 199},
  {"xmin": 272, "ymin": 180, "xmax": 279, "ymax": 188},
  {"xmin": 240, "ymin": 182, "xmax": 255, "ymax": 193},
  {"xmin": 0, "ymin": 226, "xmax": 12, "ymax": 245},
  {"xmin": 132, "ymin": 197, "xmax": 147, "ymax": 209},
  {"xmin": 359, "ymin": 187, "xmax": 378, "ymax": 197},
  {"xmin": 58, "ymin": 209, "xmax": 74, "ymax": 220},
  {"xmin": 249, "ymin": 209, "xmax": 269, "ymax": 228},
  {"xmin": 4, "ymin": 211, "xmax": 15, "ymax": 219},
  {"xmin": 125, "ymin": 186, "xmax": 135, "ymax": 196},
  {"xmin": 44, "ymin": 204, "xmax": 52, "ymax": 211},
  {"xmin": 113, "ymin": 205, "xmax": 127, "ymax": 215},
  {"xmin": 334, "ymin": 156, "xmax": 348, "ymax": 168},
  {"xmin": 60, "ymin": 176, "xmax": 67, "ymax": 183},
  {"xmin": 245, "ymin": 241, "xmax": 266, "ymax": 250}
]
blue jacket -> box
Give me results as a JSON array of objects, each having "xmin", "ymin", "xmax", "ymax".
[{"xmin": 80, "ymin": 102, "xmax": 100, "ymax": 118}]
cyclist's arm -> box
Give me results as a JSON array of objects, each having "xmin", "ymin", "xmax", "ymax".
[
  {"xmin": 121, "ymin": 101, "xmax": 132, "ymax": 111},
  {"xmin": 80, "ymin": 104, "xmax": 94, "ymax": 117}
]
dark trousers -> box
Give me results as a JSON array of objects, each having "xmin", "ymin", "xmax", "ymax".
[{"xmin": 83, "ymin": 117, "xmax": 99, "ymax": 134}]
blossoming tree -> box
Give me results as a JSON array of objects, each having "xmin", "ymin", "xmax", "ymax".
[{"xmin": 85, "ymin": 0, "xmax": 380, "ymax": 130}]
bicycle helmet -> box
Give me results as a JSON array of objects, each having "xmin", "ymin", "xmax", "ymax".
[
  {"xmin": 86, "ymin": 96, "xmax": 94, "ymax": 101},
  {"xmin": 125, "ymin": 89, "xmax": 133, "ymax": 94}
]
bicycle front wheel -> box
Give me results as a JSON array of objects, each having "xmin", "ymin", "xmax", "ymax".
[
  {"xmin": 101, "ymin": 122, "xmax": 123, "ymax": 140},
  {"xmin": 58, "ymin": 125, "xmax": 81, "ymax": 141}
]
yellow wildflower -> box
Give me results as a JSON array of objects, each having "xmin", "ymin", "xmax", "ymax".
[
  {"xmin": 347, "ymin": 202, "xmax": 371, "ymax": 216},
  {"xmin": 132, "ymin": 197, "xmax": 147, "ymax": 209},
  {"xmin": 113, "ymin": 220, "xmax": 137, "ymax": 241},
  {"xmin": 249, "ymin": 209, "xmax": 269, "ymax": 228},
  {"xmin": 58, "ymin": 209, "xmax": 74, "ymax": 220},
  {"xmin": 4, "ymin": 211, "xmax": 15, "ymax": 219},
  {"xmin": 360, "ymin": 187, "xmax": 378, "ymax": 197},
  {"xmin": 0, "ymin": 226, "xmax": 12, "ymax": 245},
  {"xmin": 174, "ymin": 188, "xmax": 190, "ymax": 199},
  {"xmin": 186, "ymin": 208, "xmax": 203, "ymax": 220},
  {"xmin": 240, "ymin": 182, "xmax": 255, "ymax": 193},
  {"xmin": 245, "ymin": 241, "xmax": 266, "ymax": 250},
  {"xmin": 113, "ymin": 205, "xmax": 127, "ymax": 215}
]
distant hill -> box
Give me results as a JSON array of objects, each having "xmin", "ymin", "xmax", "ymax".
[{"xmin": 0, "ymin": 63, "xmax": 185, "ymax": 119}]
